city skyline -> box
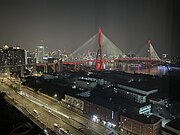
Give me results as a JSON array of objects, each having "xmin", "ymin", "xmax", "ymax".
[
  {"xmin": 0, "ymin": 1, "xmax": 180, "ymax": 133},
  {"xmin": 0, "ymin": 0, "xmax": 179, "ymax": 57}
]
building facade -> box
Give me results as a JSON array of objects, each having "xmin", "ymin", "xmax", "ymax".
[
  {"xmin": 35, "ymin": 45, "xmax": 45, "ymax": 63},
  {"xmin": 116, "ymin": 84, "xmax": 158, "ymax": 104},
  {"xmin": 75, "ymin": 77, "xmax": 105, "ymax": 91},
  {"xmin": 0, "ymin": 45, "xmax": 25, "ymax": 77},
  {"xmin": 25, "ymin": 50, "xmax": 36, "ymax": 65},
  {"xmin": 0, "ymin": 45, "xmax": 25, "ymax": 66},
  {"xmin": 64, "ymin": 94, "xmax": 84, "ymax": 111},
  {"xmin": 76, "ymin": 79, "xmax": 97, "ymax": 90},
  {"xmin": 63, "ymin": 94, "xmax": 119, "ymax": 127},
  {"xmin": 84, "ymin": 99, "xmax": 119, "ymax": 126},
  {"xmin": 120, "ymin": 114, "xmax": 162, "ymax": 135}
]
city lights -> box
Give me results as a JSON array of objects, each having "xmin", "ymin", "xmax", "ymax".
[{"xmin": 0, "ymin": 1, "xmax": 180, "ymax": 135}]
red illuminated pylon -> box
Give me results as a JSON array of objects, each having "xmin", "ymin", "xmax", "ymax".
[{"xmin": 96, "ymin": 28, "xmax": 103, "ymax": 70}]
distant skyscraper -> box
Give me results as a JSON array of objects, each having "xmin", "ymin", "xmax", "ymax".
[
  {"xmin": 25, "ymin": 50, "xmax": 36, "ymax": 65},
  {"xmin": 35, "ymin": 45, "xmax": 45, "ymax": 63}
]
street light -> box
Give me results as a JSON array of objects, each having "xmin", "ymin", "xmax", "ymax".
[{"xmin": 53, "ymin": 93, "xmax": 57, "ymax": 98}]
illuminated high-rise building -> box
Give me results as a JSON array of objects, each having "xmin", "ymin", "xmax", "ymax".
[
  {"xmin": 0, "ymin": 44, "xmax": 25, "ymax": 77},
  {"xmin": 25, "ymin": 50, "xmax": 36, "ymax": 65},
  {"xmin": 35, "ymin": 45, "xmax": 45, "ymax": 63},
  {"xmin": 0, "ymin": 44, "xmax": 25, "ymax": 66}
]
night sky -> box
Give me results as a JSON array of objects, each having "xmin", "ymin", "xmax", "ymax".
[{"xmin": 0, "ymin": 0, "xmax": 179, "ymax": 57}]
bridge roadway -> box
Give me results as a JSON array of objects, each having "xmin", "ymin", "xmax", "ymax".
[
  {"xmin": 35, "ymin": 57, "xmax": 161, "ymax": 66},
  {"xmin": 0, "ymin": 78, "xmax": 115, "ymax": 135}
]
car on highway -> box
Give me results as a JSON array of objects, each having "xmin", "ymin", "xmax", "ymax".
[
  {"xmin": 53, "ymin": 123, "xmax": 58, "ymax": 128},
  {"xmin": 59, "ymin": 128, "xmax": 71, "ymax": 135},
  {"xmin": 78, "ymin": 127, "xmax": 83, "ymax": 132},
  {"xmin": 65, "ymin": 129, "xmax": 70, "ymax": 133},
  {"xmin": 59, "ymin": 127, "xmax": 66, "ymax": 133},
  {"xmin": 33, "ymin": 109, "xmax": 38, "ymax": 114}
]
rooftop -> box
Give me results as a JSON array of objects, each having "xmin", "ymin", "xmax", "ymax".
[
  {"xmin": 67, "ymin": 86, "xmax": 150, "ymax": 111},
  {"xmin": 123, "ymin": 113, "xmax": 162, "ymax": 124},
  {"xmin": 165, "ymin": 118, "xmax": 180, "ymax": 131},
  {"xmin": 90, "ymin": 70, "xmax": 159, "ymax": 91},
  {"xmin": 77, "ymin": 78, "xmax": 96, "ymax": 83},
  {"xmin": 162, "ymin": 127, "xmax": 179, "ymax": 135},
  {"xmin": 116, "ymin": 84, "xmax": 158, "ymax": 96}
]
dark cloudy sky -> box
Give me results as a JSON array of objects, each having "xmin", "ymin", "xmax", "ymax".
[{"xmin": 0, "ymin": 0, "xmax": 179, "ymax": 57}]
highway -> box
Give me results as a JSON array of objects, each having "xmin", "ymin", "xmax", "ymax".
[
  {"xmin": 0, "ymin": 78, "xmax": 115, "ymax": 135},
  {"xmin": 0, "ymin": 79, "xmax": 84, "ymax": 135}
]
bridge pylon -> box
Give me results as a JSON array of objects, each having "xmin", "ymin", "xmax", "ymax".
[
  {"xmin": 147, "ymin": 39, "xmax": 151, "ymax": 67},
  {"xmin": 96, "ymin": 28, "xmax": 103, "ymax": 70}
]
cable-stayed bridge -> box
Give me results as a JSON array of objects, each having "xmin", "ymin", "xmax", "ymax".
[
  {"xmin": 34, "ymin": 28, "xmax": 161, "ymax": 72},
  {"xmin": 0, "ymin": 28, "xmax": 162, "ymax": 77},
  {"xmin": 68, "ymin": 29, "xmax": 126, "ymax": 61},
  {"xmin": 62, "ymin": 28, "xmax": 161, "ymax": 70}
]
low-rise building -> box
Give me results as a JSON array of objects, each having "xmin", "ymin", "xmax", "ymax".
[
  {"xmin": 62, "ymin": 85, "xmax": 153, "ymax": 127},
  {"xmin": 149, "ymin": 97, "xmax": 171, "ymax": 118},
  {"xmin": 74, "ymin": 77, "xmax": 105, "ymax": 91},
  {"xmin": 64, "ymin": 94, "xmax": 84, "ymax": 111},
  {"xmin": 116, "ymin": 84, "xmax": 158, "ymax": 103},
  {"xmin": 83, "ymin": 96, "xmax": 120, "ymax": 127},
  {"xmin": 162, "ymin": 118, "xmax": 180, "ymax": 135},
  {"xmin": 120, "ymin": 113, "xmax": 162, "ymax": 135},
  {"xmin": 75, "ymin": 77, "xmax": 97, "ymax": 90},
  {"xmin": 42, "ymin": 74, "xmax": 58, "ymax": 79},
  {"xmin": 61, "ymin": 73, "xmax": 160, "ymax": 129}
]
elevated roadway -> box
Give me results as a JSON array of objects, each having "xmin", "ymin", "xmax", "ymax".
[
  {"xmin": 0, "ymin": 78, "xmax": 116, "ymax": 135},
  {"xmin": 0, "ymin": 79, "xmax": 85, "ymax": 135}
]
